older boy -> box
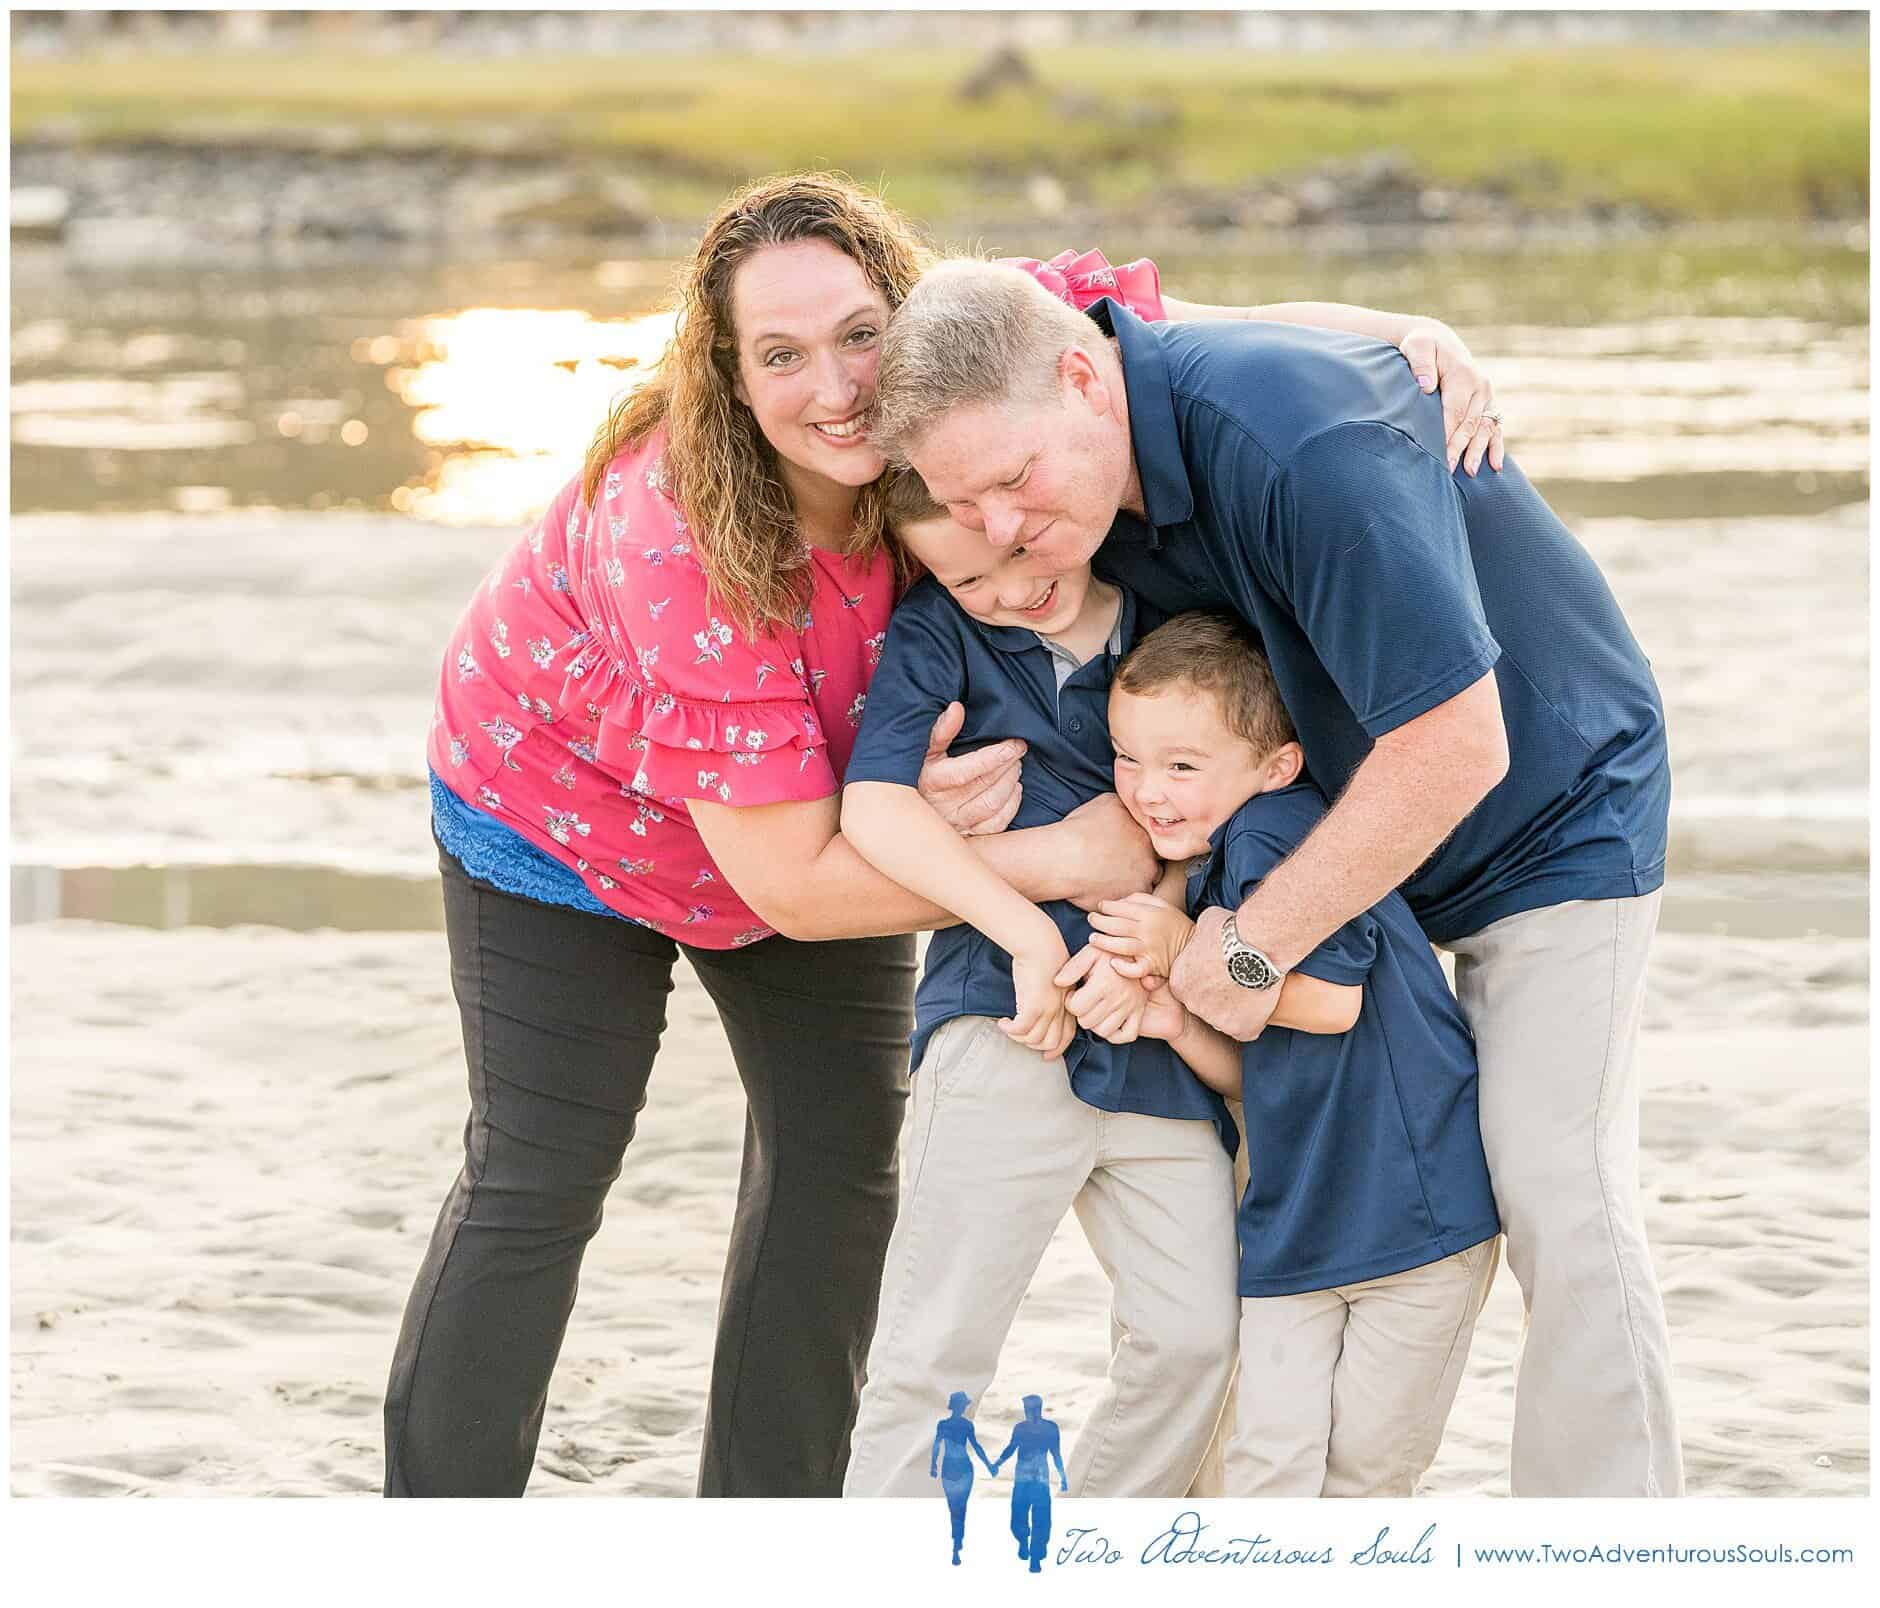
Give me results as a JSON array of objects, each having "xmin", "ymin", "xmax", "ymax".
[{"xmin": 839, "ymin": 476, "xmax": 1350, "ymax": 1499}]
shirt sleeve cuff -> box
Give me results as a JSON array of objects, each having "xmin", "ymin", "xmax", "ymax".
[{"xmin": 1358, "ymin": 639, "xmax": 1502, "ymax": 740}]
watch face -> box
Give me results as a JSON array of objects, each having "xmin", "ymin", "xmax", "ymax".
[{"xmin": 1225, "ymin": 948, "xmax": 1273, "ymax": 990}]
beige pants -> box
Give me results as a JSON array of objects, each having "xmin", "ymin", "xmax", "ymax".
[
  {"xmin": 1442, "ymin": 889, "xmax": 1684, "ymax": 1496},
  {"xmin": 1226, "ymin": 1238, "xmax": 1499, "ymax": 1497},
  {"xmin": 843, "ymin": 1015, "xmax": 1240, "ymax": 1498}
]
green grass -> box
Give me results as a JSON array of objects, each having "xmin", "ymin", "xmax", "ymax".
[{"xmin": 11, "ymin": 44, "xmax": 1869, "ymax": 222}]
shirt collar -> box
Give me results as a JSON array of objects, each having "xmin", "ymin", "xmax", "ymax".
[
  {"xmin": 1086, "ymin": 298, "xmax": 1195, "ymax": 542},
  {"xmin": 1203, "ymin": 782, "xmax": 1316, "ymax": 856}
]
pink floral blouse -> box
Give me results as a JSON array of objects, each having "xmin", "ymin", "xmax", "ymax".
[{"xmin": 428, "ymin": 249, "xmax": 1166, "ymax": 948}]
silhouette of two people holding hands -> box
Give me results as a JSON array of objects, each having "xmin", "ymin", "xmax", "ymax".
[{"xmin": 932, "ymin": 1393, "xmax": 1066, "ymax": 1572}]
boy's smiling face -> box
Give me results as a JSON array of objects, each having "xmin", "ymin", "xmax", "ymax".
[
  {"xmin": 895, "ymin": 510, "xmax": 1097, "ymax": 637},
  {"xmin": 1108, "ymin": 682, "xmax": 1299, "ymax": 859}
]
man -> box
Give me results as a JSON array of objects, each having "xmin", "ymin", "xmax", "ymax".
[
  {"xmin": 871, "ymin": 260, "xmax": 1679, "ymax": 1499},
  {"xmin": 991, "ymin": 1396, "xmax": 1067, "ymax": 1570}
]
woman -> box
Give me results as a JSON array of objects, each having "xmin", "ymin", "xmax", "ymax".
[
  {"xmin": 385, "ymin": 170, "xmax": 1504, "ymax": 1498},
  {"xmin": 932, "ymin": 1393, "xmax": 995, "ymax": 1564}
]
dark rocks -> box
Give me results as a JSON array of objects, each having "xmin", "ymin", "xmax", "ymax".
[
  {"xmin": 10, "ymin": 141, "xmax": 664, "ymax": 250},
  {"xmin": 957, "ymin": 46, "xmax": 1036, "ymax": 103}
]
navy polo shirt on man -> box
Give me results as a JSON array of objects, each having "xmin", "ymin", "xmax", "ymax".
[
  {"xmin": 1190, "ymin": 783, "xmax": 1500, "ymax": 1297},
  {"xmin": 844, "ymin": 575, "xmax": 1234, "ymax": 1154},
  {"xmin": 1085, "ymin": 299, "xmax": 1670, "ymax": 944}
]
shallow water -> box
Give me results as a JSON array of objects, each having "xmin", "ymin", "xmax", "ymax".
[{"xmin": 8, "ymin": 236, "xmax": 1869, "ymax": 927}]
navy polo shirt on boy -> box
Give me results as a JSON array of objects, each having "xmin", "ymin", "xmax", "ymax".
[
  {"xmin": 1084, "ymin": 299, "xmax": 1670, "ymax": 945},
  {"xmin": 845, "ymin": 575, "xmax": 1234, "ymax": 1154},
  {"xmin": 1190, "ymin": 782, "xmax": 1501, "ymax": 1298}
]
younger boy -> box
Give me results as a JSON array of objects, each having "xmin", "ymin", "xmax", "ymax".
[
  {"xmin": 1092, "ymin": 611, "xmax": 1503, "ymax": 1498},
  {"xmin": 839, "ymin": 475, "xmax": 1350, "ymax": 1499}
]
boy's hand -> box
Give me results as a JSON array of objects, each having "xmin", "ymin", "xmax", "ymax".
[
  {"xmin": 1054, "ymin": 945, "xmax": 1149, "ymax": 1043},
  {"xmin": 916, "ymin": 701, "xmax": 1026, "ymax": 836},
  {"xmin": 1085, "ymin": 892, "xmax": 1195, "ymax": 981},
  {"xmin": 1137, "ymin": 980, "xmax": 1188, "ymax": 1042},
  {"xmin": 1003, "ymin": 929, "xmax": 1077, "ymax": 1058}
]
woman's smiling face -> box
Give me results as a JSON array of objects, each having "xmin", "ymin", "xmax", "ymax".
[{"xmin": 730, "ymin": 238, "xmax": 894, "ymax": 499}]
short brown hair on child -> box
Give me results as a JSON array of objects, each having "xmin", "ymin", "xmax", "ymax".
[
  {"xmin": 880, "ymin": 465, "xmax": 946, "ymax": 530},
  {"xmin": 1113, "ymin": 611, "xmax": 1297, "ymax": 755}
]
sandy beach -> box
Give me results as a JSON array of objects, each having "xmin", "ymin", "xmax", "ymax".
[{"xmin": 9, "ymin": 921, "xmax": 1866, "ymax": 1498}]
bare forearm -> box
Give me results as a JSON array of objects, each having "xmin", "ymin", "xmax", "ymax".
[
  {"xmin": 972, "ymin": 818, "xmax": 1089, "ymax": 905},
  {"xmin": 1167, "ymin": 1015, "xmax": 1242, "ymax": 1096},
  {"xmin": 781, "ymin": 825, "xmax": 1091, "ymax": 940},
  {"xmin": 1268, "ymin": 973, "xmax": 1363, "ymax": 1035},
  {"xmin": 1251, "ymin": 301, "xmax": 1462, "ymax": 350},
  {"xmin": 843, "ymin": 784, "xmax": 1051, "ymax": 954},
  {"xmin": 1237, "ymin": 746, "xmax": 1494, "ymax": 970},
  {"xmin": 698, "ymin": 769, "xmax": 1149, "ymax": 940},
  {"xmin": 1151, "ymin": 857, "xmax": 1194, "ymax": 906},
  {"xmin": 1236, "ymin": 673, "xmax": 1507, "ymax": 969},
  {"xmin": 1164, "ymin": 293, "xmax": 1463, "ymax": 350}
]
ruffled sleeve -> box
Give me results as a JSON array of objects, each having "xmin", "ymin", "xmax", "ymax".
[
  {"xmin": 560, "ymin": 435, "xmax": 837, "ymax": 809},
  {"xmin": 1001, "ymin": 247, "xmax": 1167, "ymax": 323}
]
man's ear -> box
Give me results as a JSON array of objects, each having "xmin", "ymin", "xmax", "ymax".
[
  {"xmin": 1059, "ymin": 344, "xmax": 1110, "ymax": 416},
  {"xmin": 1265, "ymin": 741, "xmax": 1305, "ymax": 790}
]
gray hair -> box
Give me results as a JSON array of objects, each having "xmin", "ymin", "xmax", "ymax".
[{"xmin": 873, "ymin": 258, "xmax": 1099, "ymax": 465}]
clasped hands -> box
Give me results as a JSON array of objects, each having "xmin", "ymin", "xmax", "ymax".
[{"xmin": 1041, "ymin": 891, "xmax": 1197, "ymax": 1048}]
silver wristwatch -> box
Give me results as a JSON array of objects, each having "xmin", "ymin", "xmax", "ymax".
[{"xmin": 1221, "ymin": 914, "xmax": 1283, "ymax": 991}]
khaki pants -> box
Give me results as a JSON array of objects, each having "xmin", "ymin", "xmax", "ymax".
[
  {"xmin": 843, "ymin": 1016, "xmax": 1240, "ymax": 1498},
  {"xmin": 1443, "ymin": 889, "xmax": 1684, "ymax": 1496},
  {"xmin": 1226, "ymin": 1238, "xmax": 1499, "ymax": 1497}
]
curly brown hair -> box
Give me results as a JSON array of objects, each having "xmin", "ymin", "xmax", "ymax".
[{"xmin": 581, "ymin": 172, "xmax": 931, "ymax": 640}]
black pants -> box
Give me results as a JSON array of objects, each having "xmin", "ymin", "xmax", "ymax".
[{"xmin": 383, "ymin": 846, "xmax": 914, "ymax": 1496}]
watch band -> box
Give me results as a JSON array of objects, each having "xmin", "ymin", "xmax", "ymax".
[{"xmin": 1221, "ymin": 913, "xmax": 1283, "ymax": 991}]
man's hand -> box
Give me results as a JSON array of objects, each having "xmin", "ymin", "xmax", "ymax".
[
  {"xmin": 1054, "ymin": 945, "xmax": 1149, "ymax": 1043},
  {"xmin": 1057, "ymin": 794, "xmax": 1160, "ymax": 910},
  {"xmin": 1169, "ymin": 906, "xmax": 1282, "ymax": 1041},
  {"xmin": 1084, "ymin": 891, "xmax": 1195, "ymax": 981},
  {"xmin": 915, "ymin": 701, "xmax": 1026, "ymax": 835}
]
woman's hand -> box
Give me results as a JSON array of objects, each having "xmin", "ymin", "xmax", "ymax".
[
  {"xmin": 1004, "ymin": 925, "xmax": 1077, "ymax": 1058},
  {"xmin": 1085, "ymin": 891, "xmax": 1196, "ymax": 981},
  {"xmin": 916, "ymin": 701, "xmax": 1026, "ymax": 835},
  {"xmin": 1054, "ymin": 945, "xmax": 1149, "ymax": 1044},
  {"xmin": 1057, "ymin": 794, "xmax": 1161, "ymax": 910},
  {"xmin": 1398, "ymin": 321, "xmax": 1505, "ymax": 476}
]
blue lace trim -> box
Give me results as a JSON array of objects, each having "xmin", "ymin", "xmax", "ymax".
[{"xmin": 429, "ymin": 769, "xmax": 624, "ymax": 922}]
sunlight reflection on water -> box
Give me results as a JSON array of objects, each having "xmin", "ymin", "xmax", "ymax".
[{"xmin": 381, "ymin": 305, "xmax": 677, "ymax": 524}]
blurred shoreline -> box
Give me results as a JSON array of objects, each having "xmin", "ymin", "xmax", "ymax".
[
  {"xmin": 22, "ymin": 143, "xmax": 1868, "ymax": 260},
  {"xmin": 12, "ymin": 35, "xmax": 1867, "ymax": 250}
]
